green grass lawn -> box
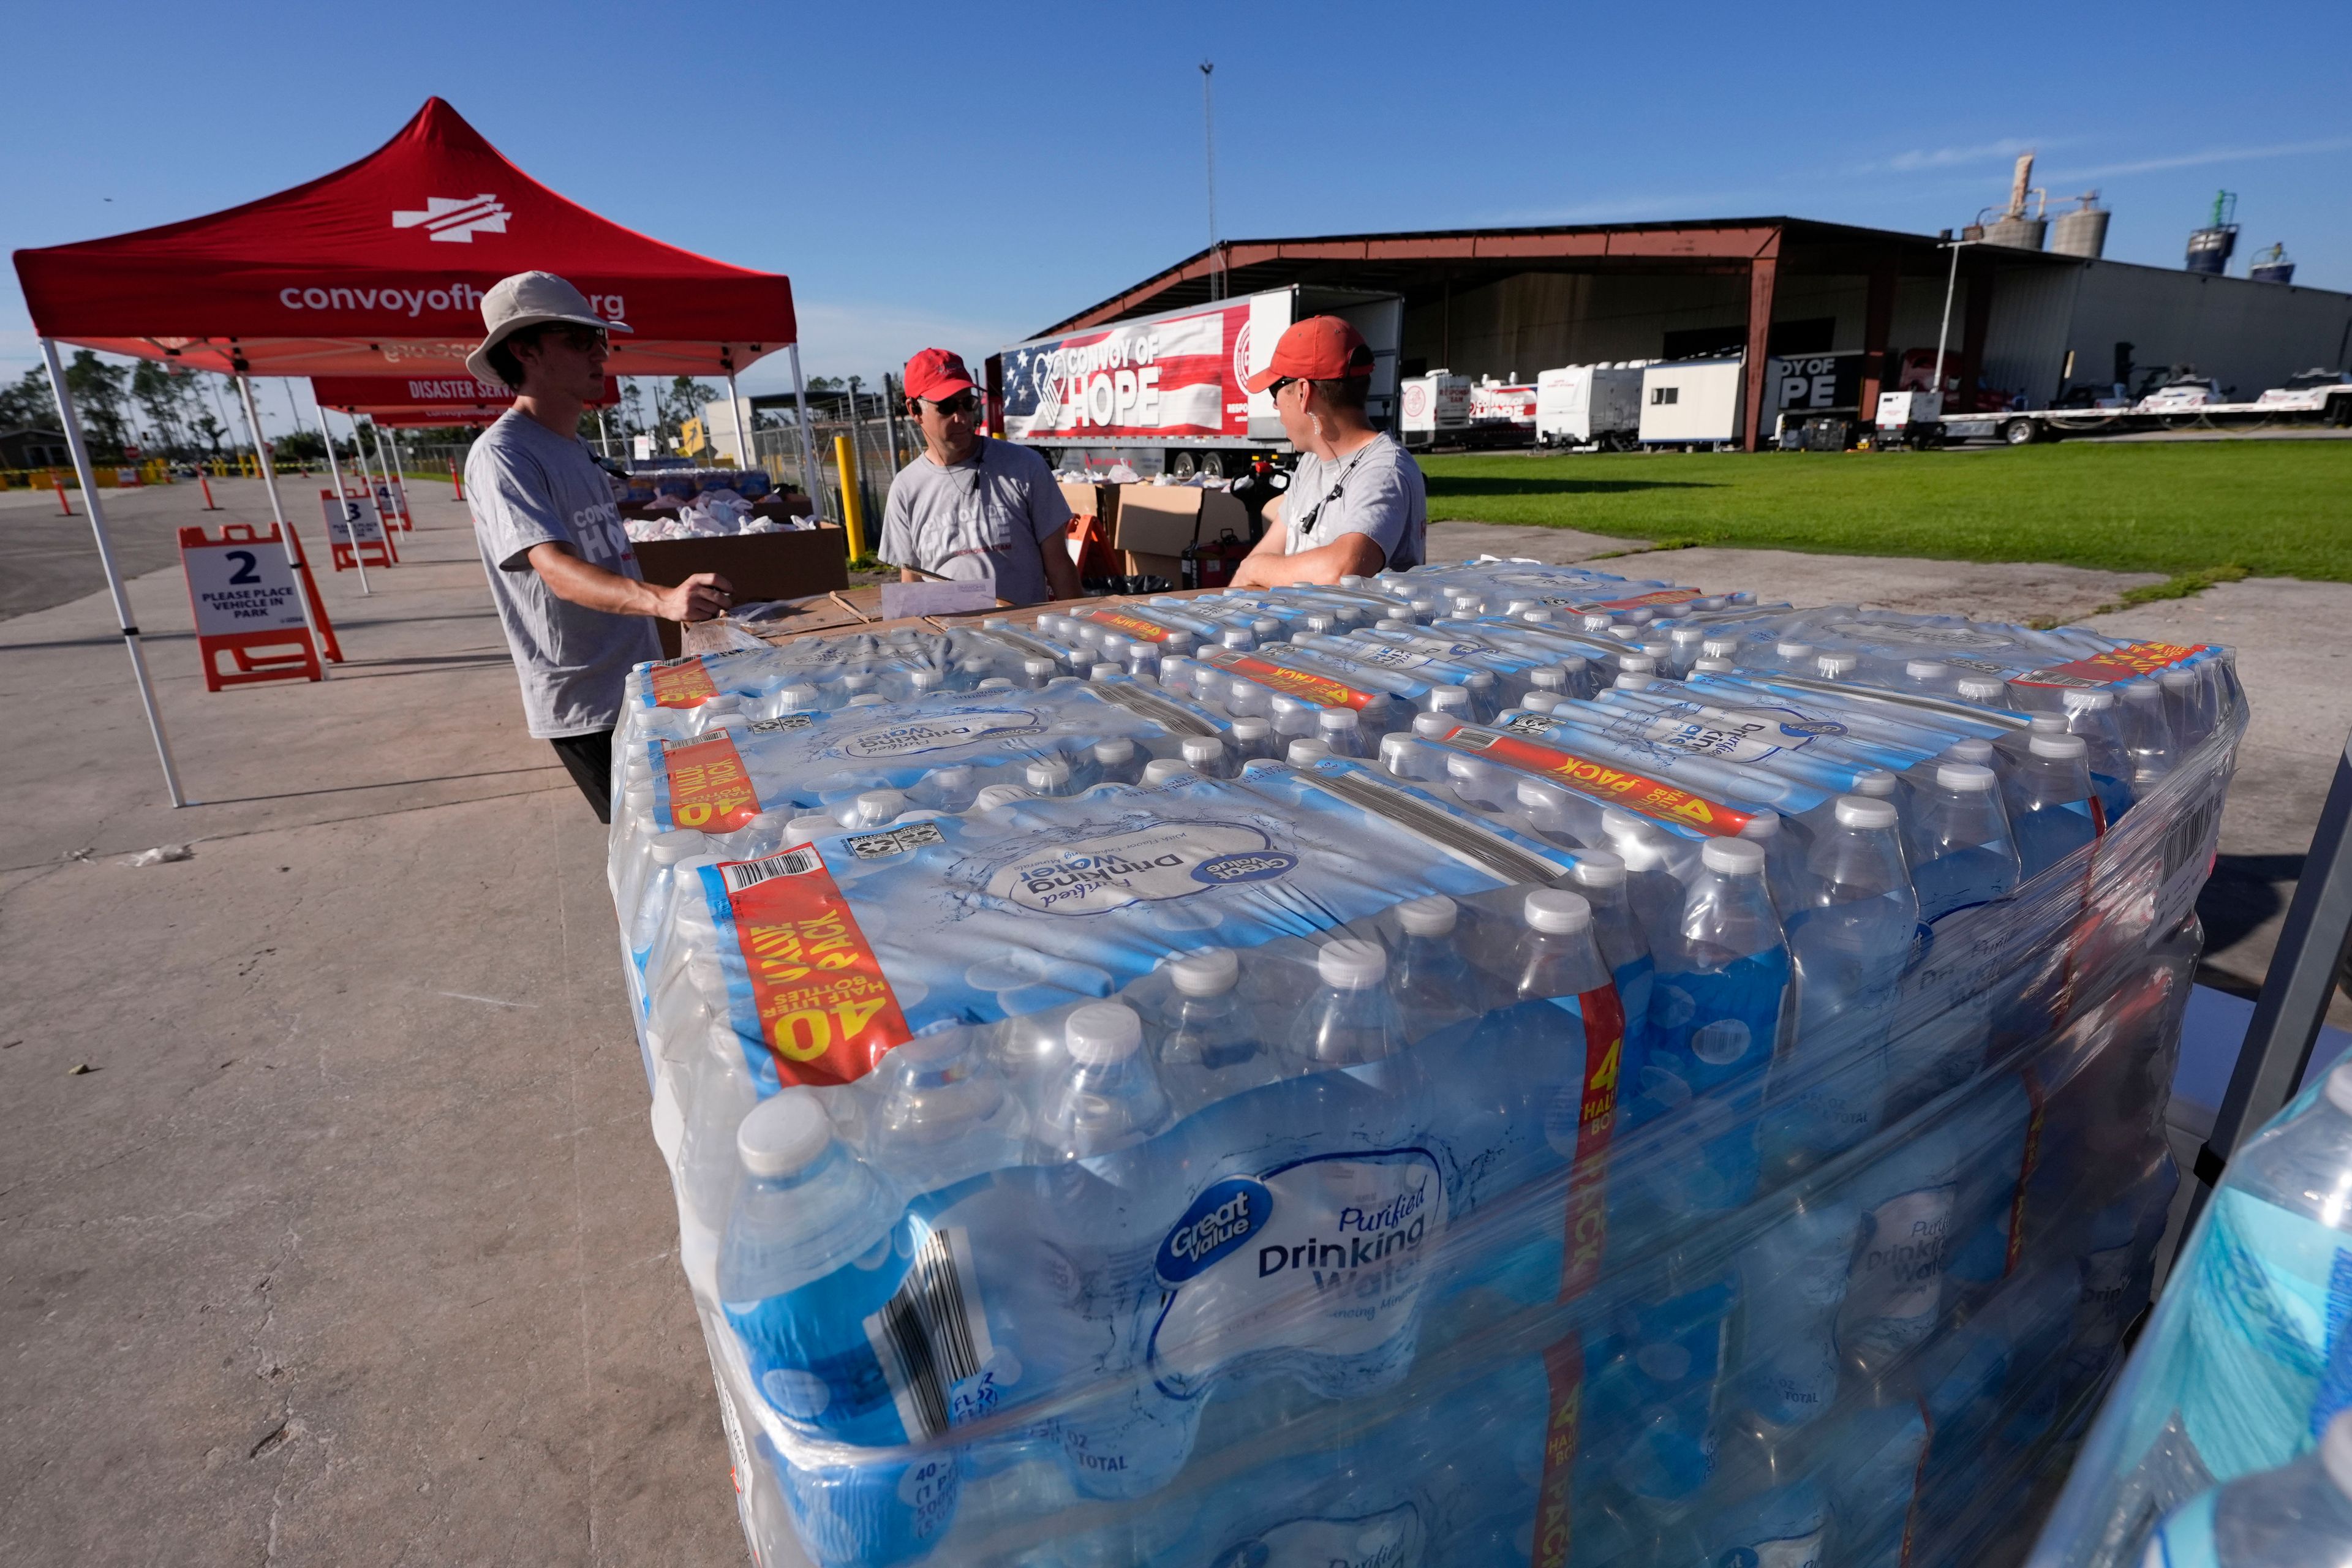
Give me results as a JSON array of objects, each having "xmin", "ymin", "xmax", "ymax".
[{"xmin": 1419, "ymin": 440, "xmax": 2352, "ymax": 582}]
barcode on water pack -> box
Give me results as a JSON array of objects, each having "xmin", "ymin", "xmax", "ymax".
[
  {"xmin": 862, "ymin": 1227, "xmax": 992, "ymax": 1441},
  {"xmin": 722, "ymin": 847, "xmax": 822, "ymax": 893}
]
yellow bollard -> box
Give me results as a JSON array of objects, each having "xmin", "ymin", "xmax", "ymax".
[{"xmin": 833, "ymin": 433, "xmax": 867, "ymax": 560}]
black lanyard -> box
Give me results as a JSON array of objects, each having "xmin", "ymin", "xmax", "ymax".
[{"xmin": 1291, "ymin": 440, "xmax": 1379, "ymax": 538}]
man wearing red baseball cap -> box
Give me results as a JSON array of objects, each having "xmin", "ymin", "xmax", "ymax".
[
  {"xmin": 878, "ymin": 347, "xmax": 1079, "ymax": 606},
  {"xmin": 1231, "ymin": 315, "xmax": 1426, "ymax": 588}
]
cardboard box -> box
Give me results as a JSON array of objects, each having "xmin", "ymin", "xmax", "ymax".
[
  {"xmin": 633, "ymin": 527, "xmax": 849, "ymax": 658},
  {"xmin": 1109, "ymin": 485, "xmax": 1250, "ymax": 557},
  {"xmin": 1058, "ymin": 480, "xmax": 1119, "ymax": 529},
  {"xmin": 1121, "ymin": 551, "xmax": 1185, "ymax": 586}
]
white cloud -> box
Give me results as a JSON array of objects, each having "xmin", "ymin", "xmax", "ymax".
[
  {"xmin": 2046, "ymin": 137, "xmax": 2352, "ymax": 181},
  {"xmin": 1872, "ymin": 137, "xmax": 2043, "ymax": 174}
]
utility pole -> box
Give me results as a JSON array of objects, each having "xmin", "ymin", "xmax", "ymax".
[{"xmin": 1200, "ymin": 61, "xmax": 1221, "ymax": 300}]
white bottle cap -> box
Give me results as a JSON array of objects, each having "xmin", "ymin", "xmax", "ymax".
[
  {"xmin": 846, "ymin": 693, "xmax": 888, "ymax": 707},
  {"xmin": 1025, "ymin": 758, "xmax": 1072, "ymax": 791},
  {"xmin": 624, "ymin": 782, "xmax": 654, "ymax": 812},
  {"xmin": 1702, "ymin": 838, "xmax": 1768, "ymax": 875},
  {"xmin": 737, "ymin": 1090, "xmax": 834, "ymax": 1178},
  {"xmin": 1520, "ymin": 693, "xmax": 1561, "ymax": 714},
  {"xmin": 910, "ymin": 669, "xmax": 942, "ymax": 691},
  {"xmin": 1852, "ymin": 769, "xmax": 1898, "ymax": 797},
  {"xmin": 1169, "ymin": 946, "xmax": 1240, "ymax": 997},
  {"xmin": 1570, "ymin": 850, "xmax": 1626, "ymax": 888},
  {"xmin": 2029, "ymin": 733, "xmax": 2087, "ymax": 760},
  {"xmin": 1022, "ymin": 658, "xmax": 1057, "ymax": 680},
  {"xmin": 1618, "ymin": 655, "xmax": 1658, "ymax": 676},
  {"xmin": 1524, "ymin": 888, "xmax": 1592, "ymax": 934},
  {"xmin": 853, "ymin": 790, "xmax": 907, "ymax": 823},
  {"xmin": 1521, "ymin": 611, "xmax": 1553, "ymax": 624},
  {"xmin": 1834, "ymin": 795, "xmax": 1899, "ymax": 829},
  {"xmin": 648, "ymin": 831, "xmax": 700, "ymax": 867},
  {"xmin": 1531, "ymin": 666, "xmax": 1569, "ymax": 691},
  {"xmin": 1946, "ymin": 737, "xmax": 1996, "ymax": 765},
  {"xmin": 1614, "ymin": 674, "xmax": 1654, "ymax": 692},
  {"xmin": 2028, "ymin": 714, "xmax": 2068, "ymax": 735},
  {"xmin": 1065, "ymin": 1002, "xmax": 1144, "ymax": 1065},
  {"xmin": 1220, "ymin": 629, "xmax": 1253, "ymax": 648},
  {"xmin": 1099, "ymin": 635, "xmax": 1132, "ymax": 657},
  {"xmin": 702, "ymin": 694, "xmax": 742, "ymax": 715},
  {"xmin": 1253, "ymin": 618, "xmax": 1281, "ymax": 639},
  {"xmin": 1958, "ymin": 679, "xmax": 2007, "ymax": 704},
  {"xmin": 786, "ymin": 812, "xmax": 840, "ymax": 839},
  {"xmin": 843, "ymin": 673, "xmax": 875, "ymax": 692},
  {"xmin": 1231, "ymin": 717, "xmax": 1270, "ymax": 744},
  {"xmin": 1738, "ymin": 811, "xmax": 1781, "ymax": 841},
  {"xmin": 1182, "ymin": 736, "xmax": 1227, "ymax": 765},
  {"xmin": 1465, "ymin": 670, "xmax": 1496, "ymax": 692},
  {"xmin": 1816, "ymin": 653, "xmax": 1859, "ymax": 677},
  {"xmin": 2160, "ymin": 668, "xmax": 2198, "ymax": 692},
  {"xmin": 1703, "ymin": 638, "xmax": 1739, "ymax": 658},
  {"xmin": 1286, "ymin": 739, "xmax": 1332, "ymax": 766},
  {"xmin": 977, "ymin": 677, "xmax": 1014, "ymax": 690},
  {"xmin": 1412, "ymin": 711, "xmax": 1454, "ymax": 738},
  {"xmin": 1936, "ymin": 761, "xmax": 1999, "ymax": 792},
  {"xmin": 1316, "ymin": 937, "xmax": 1387, "ymax": 989},
  {"xmin": 974, "ymin": 784, "xmax": 1031, "ymax": 811},
  {"xmin": 1638, "ymin": 642, "xmax": 1672, "ymax": 662},
  {"xmin": 1672, "ymin": 626, "xmax": 1708, "ymax": 647},
  {"xmin": 1141, "ymin": 759, "xmax": 1196, "ymax": 786},
  {"xmin": 1164, "ymin": 631, "xmax": 1196, "ymax": 654},
  {"xmin": 1905, "ymin": 660, "xmax": 1949, "ymax": 679},
  {"xmin": 701, "ymin": 712, "xmax": 747, "ymax": 734},
  {"xmin": 1430, "ymin": 685, "xmax": 1471, "ymax": 713},
  {"xmin": 780, "ymin": 684, "xmax": 823, "ymax": 709},
  {"xmin": 1506, "ymin": 600, "xmax": 1537, "ymax": 614},
  {"xmin": 2122, "ymin": 680, "xmax": 2162, "ymax": 704},
  {"xmin": 1090, "ymin": 663, "xmax": 1121, "ymax": 682},
  {"xmin": 1776, "ymin": 641, "xmax": 1815, "ymax": 659},
  {"xmin": 1379, "ymin": 734, "xmax": 1415, "ymax": 772},
  {"xmin": 1093, "ymin": 739, "xmax": 1137, "ymax": 766},
  {"xmin": 1317, "ymin": 707, "xmax": 1357, "ymax": 733},
  {"xmin": 1397, "ymin": 894, "xmax": 1458, "ymax": 936},
  {"xmin": 2064, "ymin": 688, "xmax": 2115, "ymax": 712},
  {"xmin": 1694, "ymin": 658, "xmax": 1736, "ymax": 674}
]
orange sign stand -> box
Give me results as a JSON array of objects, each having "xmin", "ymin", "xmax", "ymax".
[
  {"xmin": 322, "ymin": 489, "xmax": 398, "ymax": 570},
  {"xmin": 178, "ymin": 523, "xmax": 323, "ymax": 691},
  {"xmin": 280, "ymin": 522, "xmax": 345, "ymax": 662}
]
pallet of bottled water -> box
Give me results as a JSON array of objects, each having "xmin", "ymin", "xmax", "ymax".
[{"xmin": 609, "ymin": 559, "xmax": 2241, "ymax": 1568}]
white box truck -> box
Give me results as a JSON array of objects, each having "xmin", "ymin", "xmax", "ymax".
[
  {"xmin": 989, "ymin": 285, "xmax": 1404, "ymax": 478},
  {"xmin": 1638, "ymin": 357, "xmax": 1746, "ymax": 448},
  {"xmin": 1398, "ymin": 370, "xmax": 1470, "ymax": 450},
  {"xmin": 1536, "ymin": 363, "xmax": 1646, "ymax": 450}
]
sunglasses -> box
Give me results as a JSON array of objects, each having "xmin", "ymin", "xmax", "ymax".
[
  {"xmin": 925, "ymin": 392, "xmax": 979, "ymax": 418},
  {"xmin": 1264, "ymin": 377, "xmax": 1298, "ymax": 402},
  {"xmin": 545, "ymin": 323, "xmax": 608, "ymax": 353}
]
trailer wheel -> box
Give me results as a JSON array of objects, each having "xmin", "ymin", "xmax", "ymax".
[
  {"xmin": 1199, "ymin": 451, "xmax": 1226, "ymax": 480},
  {"xmin": 1170, "ymin": 451, "xmax": 1197, "ymax": 480},
  {"xmin": 2000, "ymin": 419, "xmax": 2038, "ymax": 446}
]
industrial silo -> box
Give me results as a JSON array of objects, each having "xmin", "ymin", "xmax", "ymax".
[
  {"xmin": 2249, "ymin": 243, "xmax": 2296, "ymax": 284},
  {"xmin": 2051, "ymin": 195, "xmax": 2109, "ymax": 258},
  {"xmin": 2186, "ymin": 190, "xmax": 2238, "ymax": 274}
]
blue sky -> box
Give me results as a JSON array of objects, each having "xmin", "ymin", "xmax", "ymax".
[{"xmin": 6, "ymin": 1, "xmax": 2345, "ymax": 434}]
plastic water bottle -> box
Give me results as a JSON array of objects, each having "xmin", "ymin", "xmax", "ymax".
[
  {"xmin": 1229, "ymin": 717, "xmax": 1275, "ymax": 762},
  {"xmin": 1390, "ymin": 894, "xmax": 1480, "ymax": 1042},
  {"xmin": 1031, "ymin": 1004, "xmax": 1172, "ymax": 1161},
  {"xmin": 1728, "ymin": 1199, "xmax": 1861, "ymax": 1458},
  {"xmin": 1570, "ymin": 851, "xmax": 1656, "ymax": 1082},
  {"xmin": 1090, "ymin": 739, "xmax": 1144, "ymax": 786},
  {"xmin": 2007, "ymin": 732, "xmax": 2100, "ymax": 878},
  {"xmin": 1286, "ymin": 738, "xmax": 1332, "ymax": 767},
  {"xmin": 1287, "ymin": 938, "xmax": 1406, "ymax": 1069},
  {"xmin": 2060, "ymin": 687, "xmax": 2138, "ymax": 823},
  {"xmin": 1180, "ymin": 734, "xmax": 1235, "ymax": 779},
  {"xmin": 1141, "ymin": 759, "xmax": 1196, "ymax": 786},
  {"xmin": 2162, "ymin": 666, "xmax": 2216, "ymax": 752},
  {"xmin": 869, "ymin": 1030, "xmax": 1029, "ymax": 1196},
  {"xmin": 720, "ymin": 1092, "xmax": 955, "ymax": 1564},
  {"xmin": 2119, "ymin": 680, "xmax": 2176, "ymax": 787},
  {"xmin": 1156, "ymin": 948, "xmax": 1274, "ymax": 1103},
  {"xmin": 1907, "ymin": 761, "xmax": 2021, "ymax": 924},
  {"xmin": 2142, "ymin": 1408, "xmax": 2352, "ymax": 1567},
  {"xmin": 1315, "ymin": 706, "xmax": 1369, "ymax": 758},
  {"xmin": 1905, "ymin": 658, "xmax": 1958, "ymax": 696},
  {"xmin": 1639, "ymin": 838, "xmax": 1790, "ymax": 1210}
]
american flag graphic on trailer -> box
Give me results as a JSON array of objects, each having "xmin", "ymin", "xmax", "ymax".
[{"xmin": 1000, "ymin": 300, "xmax": 1252, "ymax": 443}]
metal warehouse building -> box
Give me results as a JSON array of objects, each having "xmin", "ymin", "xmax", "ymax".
[{"xmin": 1041, "ymin": 219, "xmax": 2352, "ymax": 450}]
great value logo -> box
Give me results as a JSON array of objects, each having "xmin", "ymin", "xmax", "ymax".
[
  {"xmin": 1157, "ymin": 1177, "xmax": 1271, "ymax": 1283},
  {"xmin": 836, "ymin": 710, "xmax": 1044, "ymax": 759}
]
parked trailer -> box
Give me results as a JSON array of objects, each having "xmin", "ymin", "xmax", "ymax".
[
  {"xmin": 989, "ymin": 285, "xmax": 1404, "ymax": 478},
  {"xmin": 1463, "ymin": 377, "xmax": 1538, "ymax": 447},
  {"xmin": 1877, "ymin": 368, "xmax": 2352, "ymax": 448},
  {"xmin": 1398, "ymin": 370, "xmax": 1470, "ymax": 450},
  {"xmin": 1638, "ymin": 356, "xmax": 1746, "ymax": 448},
  {"xmin": 1536, "ymin": 363, "xmax": 1646, "ymax": 449}
]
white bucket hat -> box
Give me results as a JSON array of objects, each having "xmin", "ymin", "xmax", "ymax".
[{"xmin": 466, "ymin": 271, "xmax": 630, "ymax": 385}]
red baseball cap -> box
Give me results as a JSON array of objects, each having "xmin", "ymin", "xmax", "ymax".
[
  {"xmin": 1243, "ymin": 315, "xmax": 1373, "ymax": 393},
  {"xmin": 903, "ymin": 347, "xmax": 976, "ymax": 403}
]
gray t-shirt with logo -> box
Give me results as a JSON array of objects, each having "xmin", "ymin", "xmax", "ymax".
[
  {"xmin": 878, "ymin": 436, "xmax": 1072, "ymax": 607},
  {"xmin": 464, "ymin": 410, "xmax": 660, "ymax": 738},
  {"xmin": 1279, "ymin": 433, "xmax": 1427, "ymax": 571}
]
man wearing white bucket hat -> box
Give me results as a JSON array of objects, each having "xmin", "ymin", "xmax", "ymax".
[{"xmin": 462, "ymin": 271, "xmax": 731, "ymax": 822}]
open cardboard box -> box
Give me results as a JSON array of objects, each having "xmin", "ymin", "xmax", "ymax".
[{"xmin": 1108, "ymin": 485, "xmax": 1250, "ymax": 583}]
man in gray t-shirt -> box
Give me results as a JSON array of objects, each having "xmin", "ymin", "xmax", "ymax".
[
  {"xmin": 1231, "ymin": 315, "xmax": 1427, "ymax": 587},
  {"xmin": 460, "ymin": 271, "xmax": 733, "ymax": 822},
  {"xmin": 879, "ymin": 348, "xmax": 1079, "ymax": 607}
]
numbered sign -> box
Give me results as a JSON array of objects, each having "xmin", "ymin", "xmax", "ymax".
[
  {"xmin": 178, "ymin": 523, "xmax": 323, "ymax": 691},
  {"xmin": 320, "ymin": 488, "xmax": 398, "ymax": 570}
]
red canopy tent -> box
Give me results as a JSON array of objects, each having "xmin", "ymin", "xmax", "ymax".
[{"xmin": 12, "ymin": 98, "xmax": 816, "ymax": 804}]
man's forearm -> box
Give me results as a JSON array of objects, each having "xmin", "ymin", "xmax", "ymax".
[
  {"xmin": 1040, "ymin": 536, "xmax": 1080, "ymax": 601},
  {"xmin": 535, "ymin": 549, "xmax": 666, "ymax": 615},
  {"xmin": 1231, "ymin": 532, "xmax": 1384, "ymax": 588}
]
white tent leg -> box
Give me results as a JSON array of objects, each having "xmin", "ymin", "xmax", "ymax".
[
  {"xmin": 235, "ymin": 374, "xmax": 331, "ymax": 670},
  {"xmin": 305, "ymin": 382, "xmax": 369, "ymax": 595},
  {"xmin": 787, "ymin": 344, "xmax": 818, "ymax": 505},
  {"xmin": 725, "ymin": 372, "xmax": 753, "ymax": 472},
  {"xmin": 42, "ymin": 338, "xmax": 186, "ymax": 807}
]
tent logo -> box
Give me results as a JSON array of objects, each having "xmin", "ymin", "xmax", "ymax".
[{"xmin": 391, "ymin": 194, "xmax": 510, "ymax": 243}]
